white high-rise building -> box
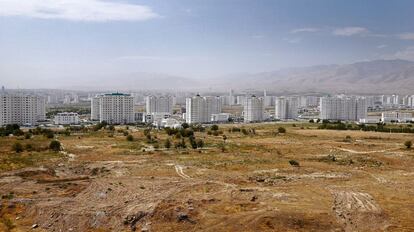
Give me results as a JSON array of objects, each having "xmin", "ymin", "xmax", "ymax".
[
  {"xmin": 275, "ymin": 97, "xmax": 298, "ymax": 120},
  {"xmin": 320, "ymin": 96, "xmax": 367, "ymax": 121},
  {"xmin": 243, "ymin": 96, "xmax": 264, "ymax": 123},
  {"xmin": 145, "ymin": 96, "xmax": 173, "ymax": 114},
  {"xmin": 0, "ymin": 94, "xmax": 45, "ymax": 126},
  {"xmin": 185, "ymin": 95, "xmax": 222, "ymax": 124},
  {"xmin": 90, "ymin": 93, "xmax": 134, "ymax": 124}
]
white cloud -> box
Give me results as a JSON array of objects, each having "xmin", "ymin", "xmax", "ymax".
[
  {"xmin": 398, "ymin": 33, "xmax": 414, "ymax": 40},
  {"xmin": 377, "ymin": 44, "xmax": 387, "ymax": 49},
  {"xmin": 333, "ymin": 27, "xmax": 368, "ymax": 36},
  {"xmin": 290, "ymin": 28, "xmax": 320, "ymax": 34},
  {"xmin": 390, "ymin": 47, "xmax": 414, "ymax": 61},
  {"xmin": 0, "ymin": 0, "xmax": 159, "ymax": 22}
]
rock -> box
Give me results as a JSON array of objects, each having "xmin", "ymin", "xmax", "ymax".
[{"xmin": 31, "ymin": 224, "xmax": 38, "ymax": 229}]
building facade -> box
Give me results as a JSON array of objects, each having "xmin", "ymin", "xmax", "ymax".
[
  {"xmin": 0, "ymin": 94, "xmax": 46, "ymax": 126},
  {"xmin": 54, "ymin": 112, "xmax": 80, "ymax": 125},
  {"xmin": 90, "ymin": 93, "xmax": 134, "ymax": 124},
  {"xmin": 320, "ymin": 96, "xmax": 367, "ymax": 121},
  {"xmin": 185, "ymin": 95, "xmax": 222, "ymax": 124},
  {"xmin": 145, "ymin": 96, "xmax": 174, "ymax": 114},
  {"xmin": 243, "ymin": 96, "xmax": 264, "ymax": 123},
  {"xmin": 275, "ymin": 97, "xmax": 298, "ymax": 120}
]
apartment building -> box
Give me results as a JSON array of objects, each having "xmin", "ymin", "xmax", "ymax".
[
  {"xmin": 243, "ymin": 96, "xmax": 264, "ymax": 123},
  {"xmin": 320, "ymin": 96, "xmax": 367, "ymax": 121},
  {"xmin": 185, "ymin": 95, "xmax": 222, "ymax": 124},
  {"xmin": 0, "ymin": 94, "xmax": 45, "ymax": 126},
  {"xmin": 145, "ymin": 96, "xmax": 174, "ymax": 114},
  {"xmin": 90, "ymin": 93, "xmax": 134, "ymax": 124},
  {"xmin": 275, "ymin": 97, "xmax": 298, "ymax": 120}
]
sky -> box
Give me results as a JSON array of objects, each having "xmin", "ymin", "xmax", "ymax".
[{"xmin": 1, "ymin": 0, "xmax": 414, "ymax": 88}]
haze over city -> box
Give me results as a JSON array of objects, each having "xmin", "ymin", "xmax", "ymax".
[{"xmin": 1, "ymin": 0, "xmax": 414, "ymax": 90}]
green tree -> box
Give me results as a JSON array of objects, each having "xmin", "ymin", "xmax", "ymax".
[
  {"xmin": 211, "ymin": 124, "xmax": 219, "ymax": 131},
  {"xmin": 49, "ymin": 140, "xmax": 61, "ymax": 152}
]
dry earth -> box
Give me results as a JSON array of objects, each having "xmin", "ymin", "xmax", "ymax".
[{"xmin": 0, "ymin": 123, "xmax": 413, "ymax": 231}]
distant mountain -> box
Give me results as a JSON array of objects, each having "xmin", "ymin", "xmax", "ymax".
[{"xmin": 217, "ymin": 59, "xmax": 414, "ymax": 94}]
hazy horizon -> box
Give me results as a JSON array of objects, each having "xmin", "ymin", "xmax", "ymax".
[{"xmin": 1, "ymin": 0, "xmax": 414, "ymax": 89}]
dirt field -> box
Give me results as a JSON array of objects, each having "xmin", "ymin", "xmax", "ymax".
[{"xmin": 0, "ymin": 123, "xmax": 413, "ymax": 231}]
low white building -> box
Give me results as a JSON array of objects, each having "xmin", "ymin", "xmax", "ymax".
[
  {"xmin": 154, "ymin": 118, "xmax": 182, "ymax": 129},
  {"xmin": 54, "ymin": 112, "xmax": 80, "ymax": 125},
  {"xmin": 211, "ymin": 113, "xmax": 231, "ymax": 122},
  {"xmin": 382, "ymin": 112, "xmax": 413, "ymax": 123}
]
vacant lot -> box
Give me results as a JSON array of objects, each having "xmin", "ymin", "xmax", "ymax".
[{"xmin": 0, "ymin": 123, "xmax": 413, "ymax": 231}]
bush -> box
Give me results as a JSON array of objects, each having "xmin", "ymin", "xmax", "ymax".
[
  {"xmin": 164, "ymin": 139, "xmax": 171, "ymax": 149},
  {"xmin": 12, "ymin": 142, "xmax": 24, "ymax": 153},
  {"xmin": 196, "ymin": 139, "xmax": 204, "ymax": 148},
  {"xmin": 278, "ymin": 127, "xmax": 286, "ymax": 133},
  {"xmin": 126, "ymin": 135, "xmax": 134, "ymax": 141},
  {"xmin": 49, "ymin": 140, "xmax": 61, "ymax": 152},
  {"xmin": 181, "ymin": 123, "xmax": 190, "ymax": 129},
  {"xmin": 289, "ymin": 160, "xmax": 300, "ymax": 167},
  {"xmin": 404, "ymin": 140, "xmax": 412, "ymax": 149},
  {"xmin": 123, "ymin": 131, "xmax": 129, "ymax": 136},
  {"xmin": 211, "ymin": 124, "xmax": 219, "ymax": 131},
  {"xmin": 24, "ymin": 133, "xmax": 32, "ymax": 139},
  {"xmin": 25, "ymin": 144, "xmax": 33, "ymax": 151},
  {"xmin": 44, "ymin": 130, "xmax": 55, "ymax": 139}
]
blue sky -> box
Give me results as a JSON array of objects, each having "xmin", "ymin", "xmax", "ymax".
[{"xmin": 1, "ymin": 0, "xmax": 414, "ymax": 88}]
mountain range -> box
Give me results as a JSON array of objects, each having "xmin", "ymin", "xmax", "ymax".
[{"xmin": 214, "ymin": 59, "xmax": 414, "ymax": 94}]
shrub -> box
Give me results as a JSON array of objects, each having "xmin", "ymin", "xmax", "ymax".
[
  {"xmin": 211, "ymin": 124, "xmax": 219, "ymax": 131},
  {"xmin": 49, "ymin": 140, "xmax": 61, "ymax": 152},
  {"xmin": 126, "ymin": 135, "xmax": 134, "ymax": 141},
  {"xmin": 25, "ymin": 144, "xmax": 33, "ymax": 151},
  {"xmin": 181, "ymin": 123, "xmax": 190, "ymax": 129},
  {"xmin": 24, "ymin": 133, "xmax": 32, "ymax": 139},
  {"xmin": 12, "ymin": 142, "xmax": 24, "ymax": 153},
  {"xmin": 278, "ymin": 127, "xmax": 286, "ymax": 133},
  {"xmin": 289, "ymin": 160, "xmax": 300, "ymax": 167},
  {"xmin": 164, "ymin": 139, "xmax": 171, "ymax": 149},
  {"xmin": 404, "ymin": 140, "xmax": 412, "ymax": 149},
  {"xmin": 123, "ymin": 131, "xmax": 129, "ymax": 136},
  {"xmin": 44, "ymin": 130, "xmax": 55, "ymax": 139},
  {"xmin": 196, "ymin": 139, "xmax": 204, "ymax": 148}
]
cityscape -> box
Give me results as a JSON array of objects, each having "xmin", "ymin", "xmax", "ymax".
[{"xmin": 1, "ymin": 0, "xmax": 414, "ymax": 231}]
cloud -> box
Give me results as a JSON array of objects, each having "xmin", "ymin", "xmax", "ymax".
[
  {"xmin": 333, "ymin": 27, "xmax": 368, "ymax": 36},
  {"xmin": 0, "ymin": 0, "xmax": 159, "ymax": 22},
  {"xmin": 377, "ymin": 44, "xmax": 387, "ymax": 49},
  {"xmin": 398, "ymin": 33, "xmax": 414, "ymax": 40},
  {"xmin": 390, "ymin": 47, "xmax": 414, "ymax": 61},
  {"xmin": 290, "ymin": 28, "xmax": 320, "ymax": 34}
]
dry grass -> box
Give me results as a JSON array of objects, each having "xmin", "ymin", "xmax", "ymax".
[{"xmin": 0, "ymin": 123, "xmax": 413, "ymax": 231}]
